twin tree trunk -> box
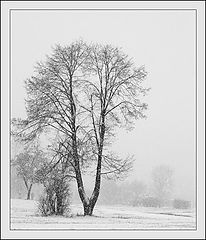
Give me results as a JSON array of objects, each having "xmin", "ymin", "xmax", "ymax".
[
  {"xmin": 73, "ymin": 142, "xmax": 99, "ymax": 216},
  {"xmin": 69, "ymin": 73, "xmax": 105, "ymax": 216},
  {"xmin": 74, "ymin": 120, "xmax": 105, "ymax": 216},
  {"xmin": 71, "ymin": 120, "xmax": 104, "ymax": 216},
  {"xmin": 77, "ymin": 168, "xmax": 101, "ymax": 216}
]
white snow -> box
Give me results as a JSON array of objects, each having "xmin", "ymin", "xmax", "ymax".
[{"xmin": 11, "ymin": 199, "xmax": 196, "ymax": 230}]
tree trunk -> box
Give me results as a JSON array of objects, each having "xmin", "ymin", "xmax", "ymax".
[
  {"xmin": 80, "ymin": 142, "xmax": 102, "ymax": 216},
  {"xmin": 56, "ymin": 195, "xmax": 63, "ymax": 215},
  {"xmin": 72, "ymin": 140, "xmax": 91, "ymax": 215},
  {"xmin": 82, "ymin": 116, "xmax": 105, "ymax": 216},
  {"xmin": 83, "ymin": 203, "xmax": 94, "ymax": 216},
  {"xmin": 26, "ymin": 184, "xmax": 32, "ymax": 200},
  {"xmin": 69, "ymin": 75, "xmax": 102, "ymax": 216}
]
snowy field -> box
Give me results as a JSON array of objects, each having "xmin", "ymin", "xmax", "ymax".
[{"xmin": 11, "ymin": 199, "xmax": 196, "ymax": 230}]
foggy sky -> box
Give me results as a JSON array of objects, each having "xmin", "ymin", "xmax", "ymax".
[{"xmin": 11, "ymin": 10, "xmax": 196, "ymax": 201}]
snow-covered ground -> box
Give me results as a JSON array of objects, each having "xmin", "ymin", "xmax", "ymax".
[{"xmin": 11, "ymin": 199, "xmax": 196, "ymax": 230}]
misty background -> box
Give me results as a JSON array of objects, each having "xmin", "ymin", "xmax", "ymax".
[{"xmin": 11, "ymin": 10, "xmax": 196, "ymax": 204}]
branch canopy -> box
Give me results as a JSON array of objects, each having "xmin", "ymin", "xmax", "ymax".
[{"xmin": 12, "ymin": 40, "xmax": 149, "ymax": 214}]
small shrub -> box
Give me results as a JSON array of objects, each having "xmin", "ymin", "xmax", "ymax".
[
  {"xmin": 38, "ymin": 194, "xmax": 53, "ymax": 216},
  {"xmin": 38, "ymin": 177, "xmax": 71, "ymax": 216},
  {"xmin": 173, "ymin": 199, "xmax": 191, "ymax": 209},
  {"xmin": 132, "ymin": 198, "xmax": 143, "ymax": 207}
]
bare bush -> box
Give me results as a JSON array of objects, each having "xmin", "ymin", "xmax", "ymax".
[
  {"xmin": 141, "ymin": 197, "xmax": 161, "ymax": 207},
  {"xmin": 173, "ymin": 199, "xmax": 191, "ymax": 209},
  {"xmin": 38, "ymin": 171, "xmax": 71, "ymax": 216}
]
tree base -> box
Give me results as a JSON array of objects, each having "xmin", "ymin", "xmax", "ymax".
[{"xmin": 83, "ymin": 204, "xmax": 94, "ymax": 216}]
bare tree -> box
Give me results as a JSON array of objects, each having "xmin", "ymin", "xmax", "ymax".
[
  {"xmin": 151, "ymin": 165, "xmax": 174, "ymax": 206},
  {"xmin": 14, "ymin": 40, "xmax": 148, "ymax": 215},
  {"xmin": 12, "ymin": 142, "xmax": 46, "ymax": 200},
  {"xmin": 16, "ymin": 40, "xmax": 95, "ymax": 214},
  {"xmin": 80, "ymin": 44, "xmax": 149, "ymax": 214}
]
